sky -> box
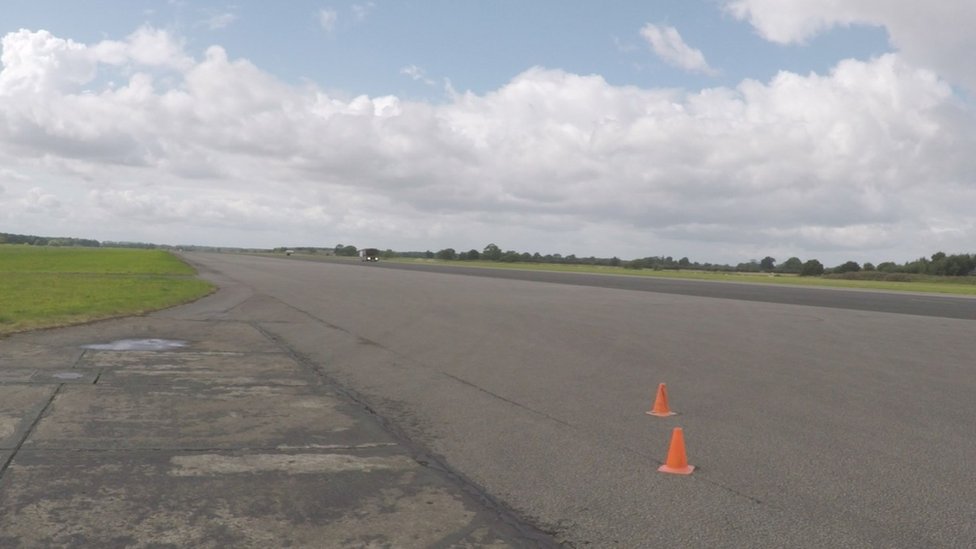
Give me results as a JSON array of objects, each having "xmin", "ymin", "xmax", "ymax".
[{"xmin": 1, "ymin": 1, "xmax": 974, "ymax": 265}]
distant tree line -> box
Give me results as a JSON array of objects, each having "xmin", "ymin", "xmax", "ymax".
[
  {"xmin": 8, "ymin": 231, "xmax": 973, "ymax": 278},
  {"xmin": 407, "ymin": 244, "xmax": 976, "ymax": 278},
  {"xmin": 0, "ymin": 232, "xmax": 100, "ymax": 247},
  {"xmin": 875, "ymin": 252, "xmax": 976, "ymax": 276}
]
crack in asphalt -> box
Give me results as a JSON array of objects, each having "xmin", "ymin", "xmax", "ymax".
[
  {"xmin": 439, "ymin": 371, "xmax": 574, "ymax": 428},
  {"xmin": 248, "ymin": 302, "xmax": 567, "ymax": 548},
  {"xmin": 240, "ymin": 289, "xmax": 780, "ymax": 542},
  {"xmin": 0, "ymin": 384, "xmax": 64, "ymax": 481}
]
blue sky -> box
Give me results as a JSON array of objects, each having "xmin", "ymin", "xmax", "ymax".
[
  {"xmin": 4, "ymin": 0, "xmax": 890, "ymax": 98},
  {"xmin": 1, "ymin": 1, "xmax": 974, "ymax": 264}
]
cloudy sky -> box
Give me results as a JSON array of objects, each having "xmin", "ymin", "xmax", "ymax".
[{"xmin": 1, "ymin": 0, "xmax": 974, "ymax": 265}]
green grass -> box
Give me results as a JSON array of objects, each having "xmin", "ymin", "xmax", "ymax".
[
  {"xmin": 382, "ymin": 257, "xmax": 976, "ymax": 296},
  {"xmin": 0, "ymin": 246, "xmax": 214, "ymax": 335}
]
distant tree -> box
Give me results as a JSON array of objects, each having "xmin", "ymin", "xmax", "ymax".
[
  {"xmin": 334, "ymin": 245, "xmax": 358, "ymax": 256},
  {"xmin": 862, "ymin": 262, "xmax": 876, "ymax": 271},
  {"xmin": 610, "ymin": 256, "xmax": 622, "ymax": 267},
  {"xmin": 436, "ymin": 248, "xmax": 456, "ymax": 260},
  {"xmin": 800, "ymin": 259, "xmax": 825, "ymax": 276},
  {"xmin": 760, "ymin": 256, "xmax": 776, "ymax": 272},
  {"xmin": 904, "ymin": 257, "xmax": 930, "ymax": 274},
  {"xmin": 483, "ymin": 243, "xmax": 502, "ymax": 261},
  {"xmin": 424, "ymin": 250, "xmax": 434, "ymax": 259},
  {"xmin": 736, "ymin": 260, "xmax": 761, "ymax": 273},
  {"xmin": 678, "ymin": 257, "xmax": 690, "ymax": 268},
  {"xmin": 777, "ymin": 257, "xmax": 803, "ymax": 274},
  {"xmin": 499, "ymin": 250, "xmax": 520, "ymax": 262},
  {"xmin": 876, "ymin": 261, "xmax": 898, "ymax": 273},
  {"xmin": 465, "ymin": 249, "xmax": 480, "ymax": 260},
  {"xmin": 834, "ymin": 261, "xmax": 861, "ymax": 274},
  {"xmin": 943, "ymin": 254, "xmax": 975, "ymax": 276}
]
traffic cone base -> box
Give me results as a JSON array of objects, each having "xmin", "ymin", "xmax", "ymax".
[
  {"xmin": 647, "ymin": 383, "xmax": 676, "ymax": 416},
  {"xmin": 658, "ymin": 463, "xmax": 695, "ymax": 475},
  {"xmin": 658, "ymin": 427, "xmax": 694, "ymax": 475},
  {"xmin": 646, "ymin": 409, "xmax": 676, "ymax": 417}
]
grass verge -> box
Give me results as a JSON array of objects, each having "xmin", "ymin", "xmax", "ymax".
[
  {"xmin": 381, "ymin": 257, "xmax": 976, "ymax": 296},
  {"xmin": 0, "ymin": 246, "xmax": 214, "ymax": 335}
]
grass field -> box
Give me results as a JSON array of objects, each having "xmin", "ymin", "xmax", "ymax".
[{"xmin": 0, "ymin": 246, "xmax": 214, "ymax": 335}]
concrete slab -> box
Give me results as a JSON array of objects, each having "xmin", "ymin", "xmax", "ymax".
[
  {"xmin": 0, "ymin": 343, "xmax": 82, "ymax": 371},
  {"xmin": 0, "ymin": 449, "xmax": 514, "ymax": 548},
  {"xmin": 0, "ymin": 370, "xmax": 35, "ymax": 383},
  {"xmin": 5, "ymin": 317, "xmax": 282, "ymax": 355},
  {"xmin": 25, "ymin": 385, "xmax": 391, "ymax": 450},
  {"xmin": 79, "ymin": 318, "xmax": 284, "ymax": 353},
  {"xmin": 78, "ymin": 350, "xmax": 311, "ymax": 387},
  {"xmin": 29, "ymin": 371, "xmax": 97, "ymax": 384},
  {"xmin": 0, "ymin": 386, "xmax": 56, "ymax": 449},
  {"xmin": 0, "ymin": 268, "xmax": 556, "ymax": 547},
  {"xmin": 1, "ymin": 370, "xmax": 96, "ymax": 385}
]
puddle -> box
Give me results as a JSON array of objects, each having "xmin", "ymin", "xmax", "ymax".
[{"xmin": 82, "ymin": 339, "xmax": 188, "ymax": 351}]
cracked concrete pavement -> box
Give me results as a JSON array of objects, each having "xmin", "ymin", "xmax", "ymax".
[{"xmin": 0, "ymin": 266, "xmax": 554, "ymax": 547}]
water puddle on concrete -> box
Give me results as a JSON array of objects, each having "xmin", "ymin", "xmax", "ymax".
[{"xmin": 82, "ymin": 339, "xmax": 188, "ymax": 351}]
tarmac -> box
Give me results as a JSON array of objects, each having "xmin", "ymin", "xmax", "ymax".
[{"xmin": 0, "ymin": 273, "xmax": 556, "ymax": 547}]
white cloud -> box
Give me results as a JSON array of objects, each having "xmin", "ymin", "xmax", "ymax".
[
  {"xmin": 318, "ymin": 9, "xmax": 338, "ymax": 32},
  {"xmin": 20, "ymin": 187, "xmax": 64, "ymax": 215},
  {"xmin": 725, "ymin": 0, "xmax": 976, "ymax": 94},
  {"xmin": 205, "ymin": 12, "xmax": 238, "ymax": 30},
  {"xmin": 0, "ymin": 167, "xmax": 28, "ymax": 182},
  {"xmin": 640, "ymin": 24, "xmax": 717, "ymax": 76},
  {"xmin": 1, "ymin": 27, "xmax": 974, "ymax": 264},
  {"xmin": 0, "ymin": 30, "xmax": 95, "ymax": 93},
  {"xmin": 352, "ymin": 2, "xmax": 376, "ymax": 21},
  {"xmin": 400, "ymin": 64, "xmax": 435, "ymax": 86},
  {"xmin": 120, "ymin": 26, "xmax": 193, "ymax": 69}
]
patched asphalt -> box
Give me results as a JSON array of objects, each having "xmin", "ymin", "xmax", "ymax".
[{"xmin": 0, "ymin": 285, "xmax": 555, "ymax": 547}]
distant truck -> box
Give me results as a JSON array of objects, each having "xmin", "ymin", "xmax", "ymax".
[{"xmin": 359, "ymin": 248, "xmax": 380, "ymax": 262}]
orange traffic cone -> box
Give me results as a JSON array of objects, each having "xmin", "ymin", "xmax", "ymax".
[
  {"xmin": 658, "ymin": 427, "xmax": 694, "ymax": 475},
  {"xmin": 646, "ymin": 383, "xmax": 676, "ymax": 416}
]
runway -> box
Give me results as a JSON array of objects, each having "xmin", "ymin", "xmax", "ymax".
[
  {"xmin": 363, "ymin": 259, "xmax": 976, "ymax": 320},
  {"xmin": 185, "ymin": 252, "xmax": 976, "ymax": 547}
]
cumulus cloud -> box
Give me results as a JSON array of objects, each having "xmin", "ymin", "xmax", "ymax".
[
  {"xmin": 725, "ymin": 0, "xmax": 976, "ymax": 94},
  {"xmin": 0, "ymin": 167, "xmax": 27, "ymax": 182},
  {"xmin": 17, "ymin": 187, "xmax": 64, "ymax": 217},
  {"xmin": 318, "ymin": 9, "xmax": 338, "ymax": 32},
  {"xmin": 640, "ymin": 24, "xmax": 717, "ymax": 76},
  {"xmin": 1, "ymin": 27, "xmax": 975, "ymax": 263}
]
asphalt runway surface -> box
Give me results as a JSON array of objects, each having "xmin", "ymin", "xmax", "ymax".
[{"xmin": 185, "ymin": 253, "xmax": 976, "ymax": 547}]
